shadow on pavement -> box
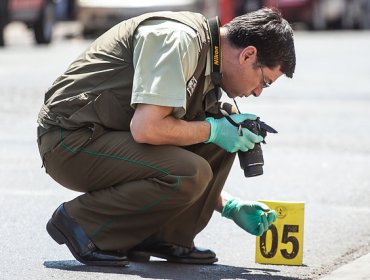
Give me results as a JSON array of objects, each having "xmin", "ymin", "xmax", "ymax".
[{"xmin": 44, "ymin": 260, "xmax": 298, "ymax": 279}]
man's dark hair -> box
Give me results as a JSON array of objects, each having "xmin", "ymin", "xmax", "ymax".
[{"xmin": 224, "ymin": 8, "xmax": 296, "ymax": 78}]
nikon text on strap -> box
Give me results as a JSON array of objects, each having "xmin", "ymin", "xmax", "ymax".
[
  {"xmin": 207, "ymin": 17, "xmax": 242, "ymax": 117},
  {"xmin": 207, "ymin": 17, "xmax": 222, "ymax": 87}
]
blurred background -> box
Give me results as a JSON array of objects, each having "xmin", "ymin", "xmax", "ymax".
[{"xmin": 1, "ymin": 0, "xmax": 370, "ymax": 46}]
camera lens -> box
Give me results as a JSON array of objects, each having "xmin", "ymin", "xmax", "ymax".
[
  {"xmin": 243, "ymin": 164, "xmax": 263, "ymax": 177},
  {"xmin": 238, "ymin": 143, "xmax": 264, "ymax": 177},
  {"xmin": 236, "ymin": 118, "xmax": 276, "ymax": 178}
]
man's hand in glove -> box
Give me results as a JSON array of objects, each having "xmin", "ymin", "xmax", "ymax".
[
  {"xmin": 204, "ymin": 114, "xmax": 263, "ymax": 153},
  {"xmin": 221, "ymin": 198, "xmax": 277, "ymax": 236}
]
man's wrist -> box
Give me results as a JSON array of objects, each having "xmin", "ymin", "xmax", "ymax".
[
  {"xmin": 221, "ymin": 197, "xmax": 238, "ymax": 219},
  {"xmin": 204, "ymin": 117, "xmax": 215, "ymax": 143}
]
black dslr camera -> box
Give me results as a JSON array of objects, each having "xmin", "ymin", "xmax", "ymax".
[{"xmin": 237, "ymin": 118, "xmax": 277, "ymax": 177}]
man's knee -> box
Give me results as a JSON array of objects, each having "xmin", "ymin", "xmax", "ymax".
[{"xmin": 178, "ymin": 156, "xmax": 213, "ymax": 203}]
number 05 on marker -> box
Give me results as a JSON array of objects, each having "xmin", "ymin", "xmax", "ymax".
[{"xmin": 256, "ymin": 201, "xmax": 305, "ymax": 265}]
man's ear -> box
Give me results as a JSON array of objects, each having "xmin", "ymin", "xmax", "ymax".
[{"xmin": 239, "ymin": 46, "xmax": 257, "ymax": 64}]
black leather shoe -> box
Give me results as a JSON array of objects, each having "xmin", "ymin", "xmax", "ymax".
[
  {"xmin": 128, "ymin": 239, "xmax": 218, "ymax": 264},
  {"xmin": 46, "ymin": 204, "xmax": 128, "ymax": 266}
]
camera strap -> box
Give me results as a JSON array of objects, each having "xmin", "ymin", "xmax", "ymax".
[
  {"xmin": 207, "ymin": 17, "xmax": 242, "ymax": 118},
  {"xmin": 207, "ymin": 17, "xmax": 222, "ymax": 88},
  {"xmin": 208, "ymin": 17, "xmax": 232, "ymax": 113}
]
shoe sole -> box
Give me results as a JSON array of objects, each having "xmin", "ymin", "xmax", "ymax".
[
  {"xmin": 46, "ymin": 220, "xmax": 129, "ymax": 266},
  {"xmin": 128, "ymin": 250, "xmax": 218, "ymax": 265}
]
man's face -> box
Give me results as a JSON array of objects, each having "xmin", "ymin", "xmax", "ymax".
[{"xmin": 220, "ymin": 46, "xmax": 283, "ymax": 99}]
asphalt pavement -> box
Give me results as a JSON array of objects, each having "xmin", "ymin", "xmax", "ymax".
[{"xmin": 1, "ymin": 22, "xmax": 370, "ymax": 280}]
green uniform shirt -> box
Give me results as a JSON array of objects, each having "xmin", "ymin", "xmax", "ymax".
[
  {"xmin": 37, "ymin": 11, "xmax": 213, "ymax": 132},
  {"xmin": 132, "ymin": 19, "xmax": 211, "ymax": 118}
]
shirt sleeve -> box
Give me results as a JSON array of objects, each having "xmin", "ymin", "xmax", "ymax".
[{"xmin": 131, "ymin": 20, "xmax": 199, "ymax": 118}]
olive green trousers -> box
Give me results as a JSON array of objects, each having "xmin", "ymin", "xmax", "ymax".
[{"xmin": 38, "ymin": 127, "xmax": 235, "ymax": 252}]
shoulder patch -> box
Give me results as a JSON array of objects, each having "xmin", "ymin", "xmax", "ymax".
[{"xmin": 186, "ymin": 76, "xmax": 198, "ymax": 96}]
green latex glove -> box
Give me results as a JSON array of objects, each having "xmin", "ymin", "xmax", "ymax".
[
  {"xmin": 204, "ymin": 114, "xmax": 263, "ymax": 153},
  {"xmin": 221, "ymin": 198, "xmax": 277, "ymax": 236}
]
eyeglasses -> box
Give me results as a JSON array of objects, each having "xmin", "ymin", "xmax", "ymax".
[{"xmin": 260, "ymin": 67, "xmax": 271, "ymax": 89}]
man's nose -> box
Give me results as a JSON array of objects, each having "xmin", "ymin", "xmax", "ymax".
[{"xmin": 253, "ymin": 88, "xmax": 263, "ymax": 97}]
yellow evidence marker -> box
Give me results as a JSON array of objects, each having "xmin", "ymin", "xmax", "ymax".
[{"xmin": 255, "ymin": 200, "xmax": 305, "ymax": 265}]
